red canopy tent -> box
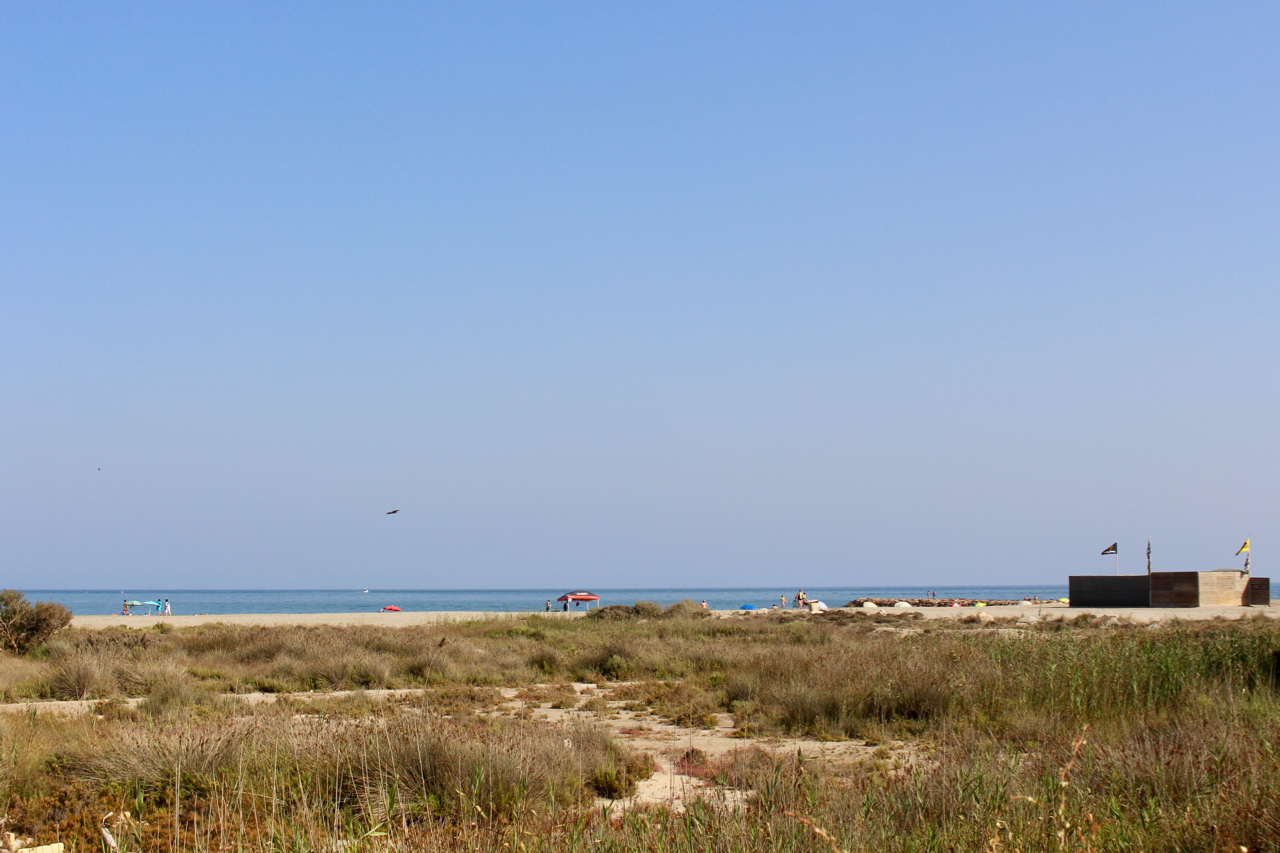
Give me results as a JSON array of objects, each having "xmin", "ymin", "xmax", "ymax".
[{"xmin": 556, "ymin": 590, "xmax": 600, "ymax": 608}]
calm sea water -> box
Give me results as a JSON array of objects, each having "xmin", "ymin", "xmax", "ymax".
[{"xmin": 30, "ymin": 587, "xmax": 1068, "ymax": 617}]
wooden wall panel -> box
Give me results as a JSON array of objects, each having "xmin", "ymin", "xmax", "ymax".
[
  {"xmin": 1150, "ymin": 572, "xmax": 1199, "ymax": 607},
  {"xmin": 1197, "ymin": 571, "xmax": 1248, "ymax": 607},
  {"xmin": 1068, "ymin": 575, "xmax": 1151, "ymax": 607}
]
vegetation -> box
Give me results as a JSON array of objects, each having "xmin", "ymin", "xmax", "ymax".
[
  {"xmin": 0, "ymin": 607, "xmax": 1278, "ymax": 850},
  {"xmin": 0, "ymin": 589, "xmax": 71, "ymax": 654}
]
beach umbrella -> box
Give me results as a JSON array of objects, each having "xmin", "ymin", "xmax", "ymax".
[
  {"xmin": 556, "ymin": 591, "xmax": 600, "ymax": 609},
  {"xmin": 125, "ymin": 601, "xmax": 144, "ymax": 606},
  {"xmin": 740, "ymin": 604, "xmax": 757, "ymax": 610},
  {"xmin": 556, "ymin": 591, "xmax": 599, "ymax": 602}
]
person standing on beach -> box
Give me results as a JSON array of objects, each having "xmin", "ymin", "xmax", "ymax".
[
  {"xmin": 545, "ymin": 600, "xmax": 551, "ymax": 612},
  {"xmin": 122, "ymin": 600, "xmax": 129, "ymax": 616},
  {"xmin": 780, "ymin": 594, "xmax": 788, "ymax": 608},
  {"xmin": 163, "ymin": 599, "xmax": 171, "ymax": 615}
]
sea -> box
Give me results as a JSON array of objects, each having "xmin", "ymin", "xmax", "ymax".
[{"xmin": 30, "ymin": 587, "xmax": 1069, "ymax": 617}]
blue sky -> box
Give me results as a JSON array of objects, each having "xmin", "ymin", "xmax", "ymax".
[{"xmin": 2, "ymin": 3, "xmax": 1277, "ymax": 589}]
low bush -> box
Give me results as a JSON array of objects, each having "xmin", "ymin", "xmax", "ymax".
[
  {"xmin": 662, "ymin": 599, "xmax": 709, "ymax": 619},
  {"xmin": 45, "ymin": 656, "xmax": 115, "ymax": 700},
  {"xmin": 633, "ymin": 601, "xmax": 663, "ymax": 618},
  {"xmin": 0, "ymin": 591, "xmax": 72, "ymax": 655},
  {"xmin": 527, "ymin": 645, "xmax": 559, "ymax": 674},
  {"xmin": 589, "ymin": 605, "xmax": 641, "ymax": 620}
]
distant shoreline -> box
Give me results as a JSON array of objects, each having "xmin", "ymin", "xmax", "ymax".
[
  {"xmin": 70, "ymin": 602, "xmax": 1276, "ymax": 630},
  {"xmin": 31, "ymin": 586, "xmax": 1074, "ymax": 618}
]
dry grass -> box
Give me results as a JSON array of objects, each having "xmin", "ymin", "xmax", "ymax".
[
  {"xmin": 1, "ymin": 611, "xmax": 1279, "ymax": 850},
  {"xmin": 3, "ymin": 701, "xmax": 648, "ymax": 852}
]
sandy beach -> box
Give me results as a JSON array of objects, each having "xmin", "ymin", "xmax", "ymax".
[
  {"xmin": 70, "ymin": 610, "xmax": 586, "ymax": 630},
  {"xmin": 69, "ymin": 601, "xmax": 1277, "ymax": 630}
]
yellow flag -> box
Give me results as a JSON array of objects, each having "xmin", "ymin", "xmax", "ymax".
[{"xmin": 1236, "ymin": 538, "xmax": 1250, "ymax": 556}]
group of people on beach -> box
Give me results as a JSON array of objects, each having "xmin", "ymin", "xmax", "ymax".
[
  {"xmin": 777, "ymin": 590, "xmax": 809, "ymax": 608},
  {"xmin": 121, "ymin": 599, "xmax": 171, "ymax": 616}
]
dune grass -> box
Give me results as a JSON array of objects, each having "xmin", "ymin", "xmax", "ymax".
[{"xmin": 0, "ymin": 610, "xmax": 1278, "ymax": 850}]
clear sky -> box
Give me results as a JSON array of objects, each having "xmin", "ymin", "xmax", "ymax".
[{"xmin": 3, "ymin": 3, "xmax": 1277, "ymax": 590}]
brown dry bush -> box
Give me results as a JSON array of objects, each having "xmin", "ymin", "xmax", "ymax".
[
  {"xmin": 61, "ymin": 720, "xmax": 241, "ymax": 789},
  {"xmin": 261, "ymin": 710, "xmax": 646, "ymax": 820},
  {"xmin": 45, "ymin": 655, "xmax": 117, "ymax": 700},
  {"xmin": 591, "ymin": 605, "xmax": 640, "ymax": 620},
  {"xmin": 115, "ymin": 655, "xmax": 189, "ymax": 695},
  {"xmin": 633, "ymin": 601, "xmax": 663, "ymax": 618}
]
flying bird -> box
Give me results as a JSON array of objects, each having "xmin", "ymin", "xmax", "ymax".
[{"xmin": 386, "ymin": 510, "xmax": 400, "ymax": 514}]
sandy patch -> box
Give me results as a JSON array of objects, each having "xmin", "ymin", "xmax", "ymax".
[{"xmin": 70, "ymin": 611, "xmax": 586, "ymax": 630}]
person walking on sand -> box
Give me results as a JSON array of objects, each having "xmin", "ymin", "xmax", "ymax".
[
  {"xmin": 780, "ymin": 594, "xmax": 788, "ymax": 608},
  {"xmin": 163, "ymin": 599, "xmax": 171, "ymax": 615},
  {"xmin": 122, "ymin": 600, "xmax": 129, "ymax": 616},
  {"xmin": 545, "ymin": 600, "xmax": 551, "ymax": 612}
]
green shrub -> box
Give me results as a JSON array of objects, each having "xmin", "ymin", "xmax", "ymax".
[
  {"xmin": 589, "ymin": 750, "xmax": 656, "ymax": 799},
  {"xmin": 528, "ymin": 646, "xmax": 559, "ymax": 674},
  {"xmin": 0, "ymin": 590, "xmax": 72, "ymax": 654}
]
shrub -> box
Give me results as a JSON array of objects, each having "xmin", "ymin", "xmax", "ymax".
[
  {"xmin": 528, "ymin": 646, "xmax": 559, "ymax": 674},
  {"xmin": 63, "ymin": 721, "xmax": 239, "ymax": 789},
  {"xmin": 115, "ymin": 657, "xmax": 188, "ymax": 696},
  {"xmin": 589, "ymin": 750, "xmax": 656, "ymax": 799},
  {"xmin": 139, "ymin": 678, "xmax": 210, "ymax": 719},
  {"xmin": 662, "ymin": 599, "xmax": 709, "ymax": 619},
  {"xmin": 47, "ymin": 656, "xmax": 115, "ymax": 700},
  {"xmin": 577, "ymin": 645, "xmax": 635, "ymax": 681},
  {"xmin": 588, "ymin": 605, "xmax": 640, "ymax": 620},
  {"xmin": 0, "ymin": 590, "xmax": 72, "ymax": 654}
]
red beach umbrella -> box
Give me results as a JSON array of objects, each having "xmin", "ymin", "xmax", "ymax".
[{"xmin": 556, "ymin": 591, "xmax": 600, "ymax": 606}]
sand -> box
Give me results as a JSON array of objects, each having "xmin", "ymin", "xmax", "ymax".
[
  {"xmin": 69, "ymin": 601, "xmax": 1276, "ymax": 630},
  {"xmin": 70, "ymin": 610, "xmax": 587, "ymax": 630}
]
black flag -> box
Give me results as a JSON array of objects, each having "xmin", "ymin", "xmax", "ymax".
[
  {"xmin": 1101, "ymin": 542, "xmax": 1117, "ymax": 555},
  {"xmin": 1146, "ymin": 538, "xmax": 1152, "ymax": 574}
]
